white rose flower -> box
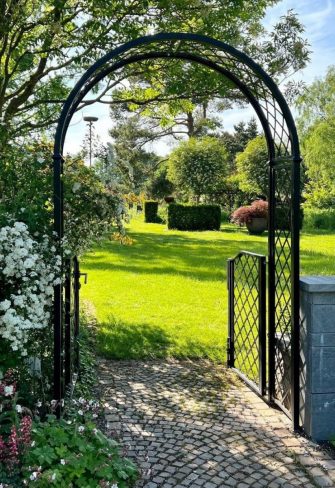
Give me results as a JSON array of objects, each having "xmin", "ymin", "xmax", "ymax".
[
  {"xmin": 72, "ymin": 182, "xmax": 81, "ymax": 193},
  {"xmin": 0, "ymin": 300, "xmax": 11, "ymax": 311},
  {"xmin": 4, "ymin": 385, "xmax": 14, "ymax": 396}
]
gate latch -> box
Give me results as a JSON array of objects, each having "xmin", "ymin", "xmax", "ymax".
[{"xmin": 79, "ymin": 273, "xmax": 88, "ymax": 284}]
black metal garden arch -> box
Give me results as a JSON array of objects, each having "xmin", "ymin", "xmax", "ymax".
[{"xmin": 53, "ymin": 33, "xmax": 301, "ymax": 430}]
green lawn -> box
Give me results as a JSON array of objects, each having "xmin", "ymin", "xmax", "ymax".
[{"xmin": 81, "ymin": 216, "xmax": 335, "ymax": 361}]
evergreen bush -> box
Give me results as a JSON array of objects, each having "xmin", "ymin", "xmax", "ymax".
[{"xmin": 144, "ymin": 201, "xmax": 160, "ymax": 223}]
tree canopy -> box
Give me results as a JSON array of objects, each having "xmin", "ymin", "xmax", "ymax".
[
  {"xmin": 108, "ymin": 9, "xmax": 309, "ymax": 145},
  {"xmin": 0, "ymin": 0, "xmax": 311, "ymax": 153},
  {"xmin": 168, "ymin": 136, "xmax": 230, "ymax": 202},
  {"xmin": 296, "ymin": 66, "xmax": 335, "ymax": 208},
  {"xmin": 235, "ymin": 135, "xmax": 268, "ymax": 197},
  {"xmin": 296, "ymin": 65, "xmax": 335, "ymax": 138},
  {"xmin": 302, "ymin": 118, "xmax": 335, "ymax": 208}
]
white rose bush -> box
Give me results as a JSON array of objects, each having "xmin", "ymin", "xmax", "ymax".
[
  {"xmin": 0, "ymin": 220, "xmax": 61, "ymax": 361},
  {"xmin": 0, "ymin": 146, "xmax": 134, "ymax": 485}
]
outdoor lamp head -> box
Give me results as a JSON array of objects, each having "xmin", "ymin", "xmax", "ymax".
[{"xmin": 83, "ymin": 116, "xmax": 99, "ymax": 122}]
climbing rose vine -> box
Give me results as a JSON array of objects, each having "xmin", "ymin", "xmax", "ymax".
[{"xmin": 0, "ymin": 221, "xmax": 61, "ymax": 356}]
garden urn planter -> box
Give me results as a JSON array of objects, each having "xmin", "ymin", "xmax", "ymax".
[
  {"xmin": 164, "ymin": 196, "xmax": 175, "ymax": 204},
  {"xmin": 246, "ymin": 217, "xmax": 267, "ymax": 235}
]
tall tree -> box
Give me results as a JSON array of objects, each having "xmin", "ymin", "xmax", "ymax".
[
  {"xmin": 107, "ymin": 115, "xmax": 160, "ymax": 193},
  {"xmin": 301, "ymin": 118, "xmax": 335, "ymax": 208},
  {"xmin": 235, "ymin": 135, "xmax": 268, "ymax": 197},
  {"xmin": 295, "ymin": 66, "xmax": 335, "ymax": 207},
  {"xmin": 296, "ymin": 65, "xmax": 335, "ymax": 138},
  {"xmin": 108, "ymin": 10, "xmax": 309, "ymax": 143},
  {"xmin": 221, "ymin": 118, "xmax": 259, "ymax": 168}
]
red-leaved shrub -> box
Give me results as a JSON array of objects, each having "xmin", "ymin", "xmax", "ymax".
[{"xmin": 231, "ymin": 200, "xmax": 268, "ymax": 225}]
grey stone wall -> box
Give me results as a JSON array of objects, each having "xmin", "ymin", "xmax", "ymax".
[{"xmin": 300, "ymin": 277, "xmax": 335, "ymax": 441}]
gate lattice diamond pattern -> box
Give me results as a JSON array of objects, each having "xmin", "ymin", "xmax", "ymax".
[{"xmin": 228, "ymin": 252, "xmax": 266, "ymax": 396}]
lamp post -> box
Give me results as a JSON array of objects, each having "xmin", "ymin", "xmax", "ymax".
[{"xmin": 83, "ymin": 115, "xmax": 98, "ymax": 167}]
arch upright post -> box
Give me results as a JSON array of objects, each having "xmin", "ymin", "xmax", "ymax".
[{"xmin": 53, "ymin": 152, "xmax": 64, "ymax": 414}]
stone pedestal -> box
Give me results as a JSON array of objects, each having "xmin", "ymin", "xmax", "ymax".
[{"xmin": 300, "ymin": 276, "xmax": 335, "ymax": 441}]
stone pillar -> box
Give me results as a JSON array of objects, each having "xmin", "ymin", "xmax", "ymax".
[{"xmin": 300, "ymin": 276, "xmax": 335, "ymax": 441}]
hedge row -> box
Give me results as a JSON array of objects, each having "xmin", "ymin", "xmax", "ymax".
[{"xmin": 168, "ymin": 203, "xmax": 221, "ymax": 231}]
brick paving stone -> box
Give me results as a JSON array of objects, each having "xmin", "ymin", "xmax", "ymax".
[{"xmin": 98, "ymin": 359, "xmax": 335, "ymax": 487}]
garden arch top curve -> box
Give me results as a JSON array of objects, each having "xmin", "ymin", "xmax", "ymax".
[{"xmin": 53, "ymin": 32, "xmax": 301, "ymax": 428}]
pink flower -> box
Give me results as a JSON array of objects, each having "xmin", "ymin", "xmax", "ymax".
[
  {"xmin": 19, "ymin": 416, "xmax": 32, "ymax": 448},
  {"xmin": 0, "ymin": 435, "xmax": 6, "ymax": 460},
  {"xmin": 8, "ymin": 425, "xmax": 19, "ymax": 464}
]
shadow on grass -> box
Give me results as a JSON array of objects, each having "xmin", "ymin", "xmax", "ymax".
[
  {"xmin": 83, "ymin": 230, "xmax": 335, "ymax": 279},
  {"xmin": 97, "ymin": 319, "xmax": 172, "ymax": 360},
  {"xmin": 82, "ymin": 233, "xmax": 268, "ymax": 283},
  {"xmin": 96, "ymin": 317, "xmax": 226, "ymax": 362}
]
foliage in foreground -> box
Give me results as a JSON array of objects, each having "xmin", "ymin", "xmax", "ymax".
[
  {"xmin": 0, "ymin": 316, "xmax": 137, "ymax": 487},
  {"xmin": 22, "ymin": 415, "xmax": 136, "ymax": 487}
]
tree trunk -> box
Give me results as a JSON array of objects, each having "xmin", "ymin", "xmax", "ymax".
[{"xmin": 187, "ymin": 112, "xmax": 194, "ymax": 137}]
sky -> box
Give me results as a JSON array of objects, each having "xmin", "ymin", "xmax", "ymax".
[{"xmin": 64, "ymin": 0, "xmax": 335, "ymax": 157}]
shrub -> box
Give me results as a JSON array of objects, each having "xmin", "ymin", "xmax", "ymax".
[
  {"xmin": 303, "ymin": 208, "xmax": 335, "ymax": 230},
  {"xmin": 0, "ymin": 221, "xmax": 61, "ymax": 366},
  {"xmin": 168, "ymin": 204, "xmax": 221, "ymax": 231},
  {"xmin": 21, "ymin": 415, "xmax": 137, "ymax": 487},
  {"xmin": 144, "ymin": 201, "xmax": 160, "ymax": 223},
  {"xmin": 231, "ymin": 200, "xmax": 268, "ymax": 225}
]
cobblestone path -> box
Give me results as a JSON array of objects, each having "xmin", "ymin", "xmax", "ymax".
[{"xmin": 99, "ymin": 359, "xmax": 335, "ymax": 488}]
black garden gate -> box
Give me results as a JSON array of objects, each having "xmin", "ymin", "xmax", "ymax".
[
  {"xmin": 227, "ymin": 252, "xmax": 267, "ymax": 397},
  {"xmin": 227, "ymin": 243, "xmax": 297, "ymax": 421},
  {"xmin": 52, "ymin": 33, "xmax": 301, "ymax": 429}
]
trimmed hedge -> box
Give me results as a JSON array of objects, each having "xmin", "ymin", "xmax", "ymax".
[
  {"xmin": 144, "ymin": 200, "xmax": 159, "ymax": 223},
  {"xmin": 168, "ymin": 203, "xmax": 221, "ymax": 231},
  {"xmin": 303, "ymin": 208, "xmax": 335, "ymax": 230}
]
